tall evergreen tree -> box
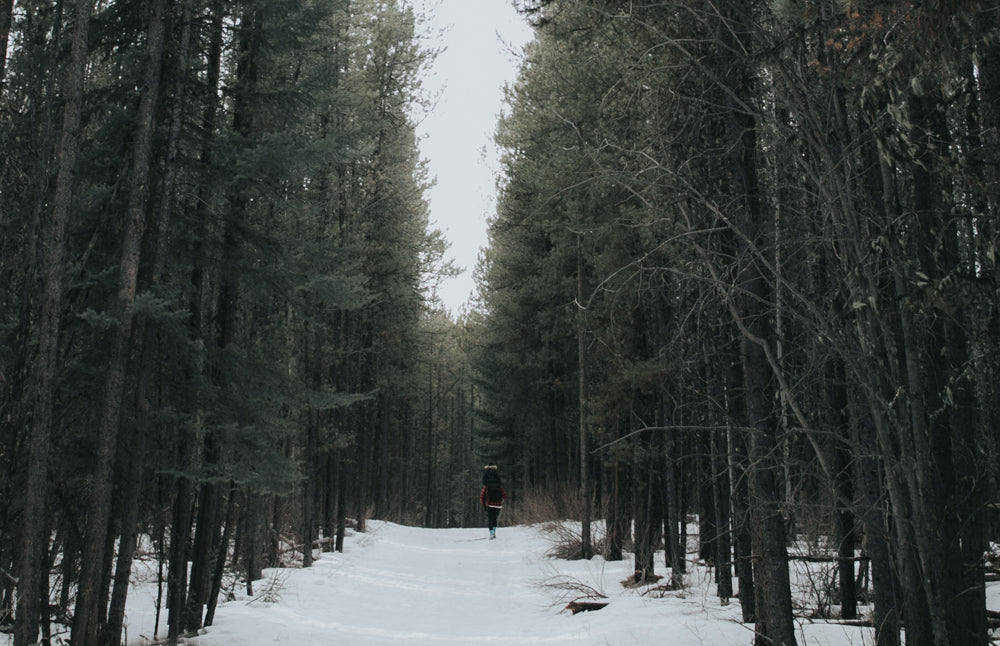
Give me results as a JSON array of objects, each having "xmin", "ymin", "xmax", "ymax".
[{"xmin": 14, "ymin": 1, "xmax": 94, "ymax": 643}]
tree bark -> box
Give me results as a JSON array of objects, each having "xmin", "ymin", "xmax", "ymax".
[
  {"xmin": 710, "ymin": 426, "xmax": 734, "ymax": 603},
  {"xmin": 662, "ymin": 424, "xmax": 683, "ymax": 586},
  {"xmin": 335, "ymin": 455, "xmax": 349, "ymax": 552},
  {"xmin": 827, "ymin": 360, "xmax": 857, "ymax": 620},
  {"xmin": 14, "ymin": 1, "xmax": 94, "ymax": 643},
  {"xmin": 898, "ymin": 86, "xmax": 987, "ymax": 646},
  {"xmin": 0, "ymin": 0, "xmax": 13, "ymax": 88},
  {"xmin": 576, "ymin": 236, "xmax": 592, "ymax": 559},
  {"xmin": 179, "ymin": 1, "xmax": 226, "ymax": 630},
  {"xmin": 244, "ymin": 492, "xmax": 265, "ymax": 593},
  {"xmin": 303, "ymin": 329, "xmax": 320, "ymax": 565},
  {"xmin": 71, "ymin": 0, "xmax": 165, "ymax": 641},
  {"xmin": 152, "ymin": 0, "xmax": 196, "ymax": 284},
  {"xmin": 854, "ymin": 415, "xmax": 900, "ymax": 646},
  {"xmin": 204, "ymin": 485, "xmax": 236, "ymax": 627},
  {"xmin": 104, "ymin": 408, "xmax": 150, "ymax": 645},
  {"xmin": 631, "ymin": 422, "xmax": 657, "ymax": 583},
  {"xmin": 728, "ymin": 361, "xmax": 756, "ymax": 624},
  {"xmin": 167, "ymin": 470, "xmax": 195, "ymax": 644},
  {"xmin": 185, "ymin": 479, "xmax": 223, "ymax": 630},
  {"xmin": 715, "ymin": 0, "xmax": 796, "ymax": 641},
  {"xmin": 324, "ymin": 453, "xmax": 338, "ymax": 552},
  {"xmin": 602, "ymin": 448, "xmax": 625, "ymax": 561}
]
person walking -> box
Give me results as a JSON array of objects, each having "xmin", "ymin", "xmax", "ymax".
[{"xmin": 480, "ymin": 464, "xmax": 506, "ymax": 539}]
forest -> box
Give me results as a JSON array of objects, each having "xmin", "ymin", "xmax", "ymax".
[
  {"xmin": 0, "ymin": 1, "xmax": 997, "ymax": 646},
  {"xmin": 475, "ymin": 1, "xmax": 1000, "ymax": 646}
]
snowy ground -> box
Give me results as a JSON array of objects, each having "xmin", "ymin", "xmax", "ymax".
[
  {"xmin": 13, "ymin": 521, "xmax": 1000, "ymax": 645},
  {"xmin": 178, "ymin": 522, "xmax": 877, "ymax": 646}
]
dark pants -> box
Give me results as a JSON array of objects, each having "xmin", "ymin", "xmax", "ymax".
[{"xmin": 486, "ymin": 506, "xmax": 501, "ymax": 530}]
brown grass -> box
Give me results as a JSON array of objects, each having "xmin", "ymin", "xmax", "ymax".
[{"xmin": 502, "ymin": 482, "xmax": 600, "ymax": 526}]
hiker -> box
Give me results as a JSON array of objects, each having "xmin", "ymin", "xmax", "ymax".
[{"xmin": 480, "ymin": 464, "xmax": 506, "ymax": 539}]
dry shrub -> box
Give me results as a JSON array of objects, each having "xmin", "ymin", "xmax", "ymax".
[
  {"xmin": 357, "ymin": 503, "xmax": 376, "ymax": 533},
  {"xmin": 543, "ymin": 574, "xmax": 607, "ymax": 605},
  {"xmin": 497, "ymin": 484, "xmax": 612, "ymax": 560},
  {"xmin": 541, "ymin": 521, "xmax": 592, "ymax": 560},
  {"xmin": 641, "ymin": 579, "xmax": 682, "ymax": 598},
  {"xmin": 247, "ymin": 569, "xmax": 290, "ymax": 605},
  {"xmin": 503, "ymin": 482, "xmax": 601, "ymax": 526}
]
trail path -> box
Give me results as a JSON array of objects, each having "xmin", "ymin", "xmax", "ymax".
[
  {"xmin": 188, "ymin": 523, "xmax": 606, "ymax": 645},
  {"xmin": 183, "ymin": 521, "xmax": 884, "ymax": 646}
]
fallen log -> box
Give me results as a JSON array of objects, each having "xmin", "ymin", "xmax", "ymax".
[{"xmin": 565, "ymin": 600, "xmax": 609, "ymax": 614}]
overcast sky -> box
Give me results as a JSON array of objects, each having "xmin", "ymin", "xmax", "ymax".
[{"xmin": 409, "ymin": 0, "xmax": 534, "ymax": 314}]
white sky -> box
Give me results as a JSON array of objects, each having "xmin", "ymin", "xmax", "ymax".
[{"xmin": 409, "ymin": 0, "xmax": 534, "ymax": 314}]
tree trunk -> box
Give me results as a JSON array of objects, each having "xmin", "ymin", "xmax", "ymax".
[
  {"xmin": 0, "ymin": 0, "xmax": 13, "ymax": 88},
  {"xmin": 151, "ymin": 0, "xmax": 196, "ymax": 284},
  {"xmin": 743, "ymin": 334, "xmax": 794, "ymax": 646},
  {"xmin": 178, "ymin": 1, "xmax": 225, "ymax": 630},
  {"xmin": 335, "ymin": 455, "xmax": 349, "ymax": 552},
  {"xmin": 203, "ymin": 485, "xmax": 236, "ymax": 627},
  {"xmin": 357, "ymin": 401, "xmax": 374, "ymax": 530},
  {"xmin": 104, "ymin": 0, "xmax": 193, "ymax": 630},
  {"xmin": 104, "ymin": 410, "xmax": 150, "ymax": 645},
  {"xmin": 710, "ymin": 426, "xmax": 734, "ymax": 603},
  {"xmin": 662, "ymin": 424, "xmax": 683, "ymax": 586},
  {"xmin": 603, "ymin": 449, "xmax": 625, "ymax": 561},
  {"xmin": 828, "ymin": 360, "xmax": 857, "ymax": 620},
  {"xmin": 302, "ymin": 314, "xmax": 323, "ymax": 562},
  {"xmin": 185, "ymin": 479, "xmax": 222, "ymax": 631},
  {"xmin": 898, "ymin": 87, "xmax": 987, "ymax": 646},
  {"xmin": 378, "ymin": 389, "xmax": 392, "ymax": 517},
  {"xmin": 631, "ymin": 424, "xmax": 657, "ymax": 583},
  {"xmin": 14, "ymin": 1, "xmax": 94, "ymax": 643},
  {"xmin": 977, "ymin": 8, "xmax": 1000, "ymax": 222},
  {"xmin": 244, "ymin": 492, "xmax": 265, "ymax": 593},
  {"xmin": 697, "ymin": 435, "xmax": 717, "ymax": 566},
  {"xmin": 854, "ymin": 415, "xmax": 900, "ymax": 646},
  {"xmin": 167, "ymin": 473, "xmax": 194, "ymax": 645},
  {"xmin": 303, "ymin": 451, "xmax": 317, "ymax": 566},
  {"xmin": 324, "ymin": 453, "xmax": 338, "ymax": 552},
  {"xmin": 728, "ymin": 361, "xmax": 756, "ymax": 623},
  {"xmin": 715, "ymin": 0, "xmax": 795, "ymax": 641},
  {"xmin": 576, "ymin": 236, "xmax": 592, "ymax": 559},
  {"xmin": 38, "ymin": 516, "xmax": 54, "ymax": 646},
  {"xmin": 71, "ymin": 0, "xmax": 165, "ymax": 641}
]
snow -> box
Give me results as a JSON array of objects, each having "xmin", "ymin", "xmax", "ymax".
[
  {"xmin": 183, "ymin": 521, "xmax": 755, "ymax": 646},
  {"xmin": 13, "ymin": 522, "xmax": 1000, "ymax": 645},
  {"xmin": 175, "ymin": 522, "xmax": 870, "ymax": 646}
]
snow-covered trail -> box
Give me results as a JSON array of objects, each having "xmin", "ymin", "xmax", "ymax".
[
  {"xmin": 188, "ymin": 523, "xmax": 600, "ymax": 645},
  {"xmin": 183, "ymin": 521, "xmax": 892, "ymax": 646}
]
